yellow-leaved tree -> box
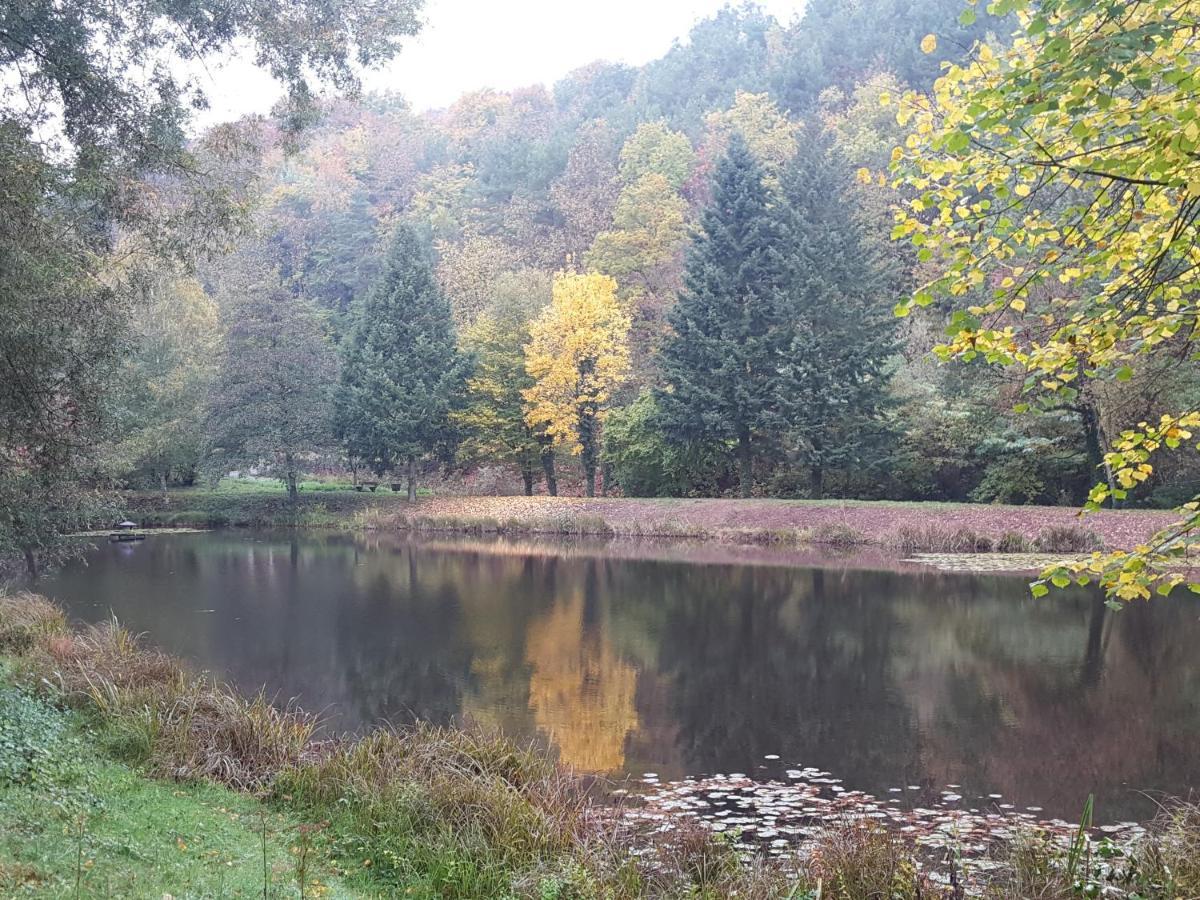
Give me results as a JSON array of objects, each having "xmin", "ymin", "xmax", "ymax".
[
  {"xmin": 523, "ymin": 273, "xmax": 631, "ymax": 497},
  {"xmin": 892, "ymin": 0, "xmax": 1200, "ymax": 603}
]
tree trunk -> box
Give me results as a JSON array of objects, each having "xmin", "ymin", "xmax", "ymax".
[
  {"xmin": 579, "ymin": 401, "xmax": 598, "ymax": 498},
  {"xmin": 23, "ymin": 547, "xmax": 38, "ymax": 582},
  {"xmin": 284, "ymin": 454, "xmax": 298, "ymax": 502},
  {"xmin": 810, "ymin": 464, "xmax": 824, "ymax": 500},
  {"xmin": 737, "ymin": 429, "xmax": 753, "ymax": 499},
  {"xmin": 159, "ymin": 470, "xmax": 168, "ymax": 499},
  {"xmin": 1079, "ymin": 401, "xmax": 1117, "ymax": 507},
  {"xmin": 522, "ymin": 469, "xmax": 534, "ymax": 496},
  {"xmin": 541, "ymin": 447, "xmax": 558, "ymax": 497},
  {"xmin": 600, "ymin": 460, "xmax": 613, "ymax": 497},
  {"xmin": 407, "ymin": 456, "xmax": 417, "ymax": 502}
]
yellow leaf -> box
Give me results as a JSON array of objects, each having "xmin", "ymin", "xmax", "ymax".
[{"xmin": 921, "ymin": 34, "xmax": 938, "ymax": 54}]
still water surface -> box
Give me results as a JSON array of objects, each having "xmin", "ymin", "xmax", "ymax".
[{"xmin": 43, "ymin": 530, "xmax": 1200, "ymax": 823}]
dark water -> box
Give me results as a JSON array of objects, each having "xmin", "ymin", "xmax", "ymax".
[{"xmin": 43, "ymin": 530, "xmax": 1200, "ymax": 823}]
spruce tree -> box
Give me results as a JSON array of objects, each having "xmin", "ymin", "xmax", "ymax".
[
  {"xmin": 655, "ymin": 133, "xmax": 786, "ymax": 498},
  {"xmin": 335, "ymin": 225, "xmax": 471, "ymax": 499},
  {"xmin": 775, "ymin": 124, "xmax": 898, "ymax": 498}
]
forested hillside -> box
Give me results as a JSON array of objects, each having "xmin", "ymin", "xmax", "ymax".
[{"xmin": 56, "ymin": 0, "xmax": 1200, "ymax": 508}]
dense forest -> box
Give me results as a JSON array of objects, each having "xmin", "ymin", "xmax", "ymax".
[
  {"xmin": 3, "ymin": 0, "xmax": 1199, "ymax": 591},
  {"xmin": 102, "ymin": 0, "xmax": 1196, "ymax": 509}
]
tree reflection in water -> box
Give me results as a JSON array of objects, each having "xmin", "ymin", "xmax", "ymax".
[{"xmin": 43, "ymin": 531, "xmax": 1200, "ymax": 822}]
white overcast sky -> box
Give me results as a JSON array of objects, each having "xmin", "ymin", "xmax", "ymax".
[{"xmin": 193, "ymin": 0, "xmax": 807, "ymax": 127}]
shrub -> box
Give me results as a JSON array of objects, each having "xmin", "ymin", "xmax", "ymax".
[{"xmin": 0, "ymin": 687, "xmax": 91, "ymax": 812}]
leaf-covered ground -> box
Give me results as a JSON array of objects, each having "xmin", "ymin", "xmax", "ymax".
[{"xmin": 390, "ymin": 496, "xmax": 1174, "ymax": 550}]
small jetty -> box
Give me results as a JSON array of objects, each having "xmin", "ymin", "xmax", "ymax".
[{"xmin": 109, "ymin": 520, "xmax": 147, "ymax": 542}]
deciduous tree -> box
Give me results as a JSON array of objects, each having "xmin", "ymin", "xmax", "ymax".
[
  {"xmin": 454, "ymin": 271, "xmax": 552, "ymax": 494},
  {"xmin": 524, "ymin": 273, "xmax": 631, "ymax": 497},
  {"xmin": 893, "ymin": 0, "xmax": 1200, "ymax": 600},
  {"xmin": 206, "ymin": 262, "xmax": 337, "ymax": 501}
]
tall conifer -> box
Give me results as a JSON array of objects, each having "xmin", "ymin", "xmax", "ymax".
[
  {"xmin": 656, "ymin": 134, "xmax": 786, "ymax": 498},
  {"xmin": 775, "ymin": 124, "xmax": 898, "ymax": 497},
  {"xmin": 335, "ymin": 225, "xmax": 470, "ymax": 499}
]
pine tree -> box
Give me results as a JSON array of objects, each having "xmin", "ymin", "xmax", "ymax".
[
  {"xmin": 335, "ymin": 225, "xmax": 471, "ymax": 499},
  {"xmin": 775, "ymin": 124, "xmax": 898, "ymax": 498},
  {"xmin": 655, "ymin": 133, "xmax": 786, "ymax": 498}
]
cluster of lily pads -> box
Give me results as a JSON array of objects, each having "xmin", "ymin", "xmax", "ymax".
[{"xmin": 619, "ymin": 760, "xmax": 1146, "ymax": 889}]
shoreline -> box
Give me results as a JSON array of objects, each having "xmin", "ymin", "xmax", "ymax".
[{"xmin": 123, "ymin": 491, "xmax": 1177, "ymax": 555}]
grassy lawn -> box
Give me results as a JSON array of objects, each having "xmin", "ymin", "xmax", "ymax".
[{"xmin": 0, "ymin": 683, "xmax": 352, "ymax": 899}]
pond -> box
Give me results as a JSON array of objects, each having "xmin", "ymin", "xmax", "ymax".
[{"xmin": 42, "ymin": 529, "xmax": 1200, "ymax": 825}]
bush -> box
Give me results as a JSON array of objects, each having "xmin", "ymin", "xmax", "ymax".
[
  {"xmin": 604, "ymin": 391, "xmax": 729, "ymax": 497},
  {"xmin": 0, "ymin": 687, "xmax": 91, "ymax": 810}
]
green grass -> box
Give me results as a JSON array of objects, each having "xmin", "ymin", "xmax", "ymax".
[{"xmin": 0, "ymin": 686, "xmax": 350, "ymax": 899}]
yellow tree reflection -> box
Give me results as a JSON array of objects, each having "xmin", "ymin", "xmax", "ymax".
[{"xmin": 525, "ymin": 584, "xmax": 638, "ymax": 772}]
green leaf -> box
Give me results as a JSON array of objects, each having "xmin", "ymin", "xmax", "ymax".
[
  {"xmin": 1031, "ymin": 582, "xmax": 1049, "ymax": 598},
  {"xmin": 959, "ymin": 8, "xmax": 977, "ymax": 25},
  {"xmin": 946, "ymin": 131, "xmax": 971, "ymax": 153}
]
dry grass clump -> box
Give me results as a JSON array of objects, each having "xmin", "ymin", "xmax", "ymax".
[
  {"xmin": 889, "ymin": 524, "xmax": 997, "ymax": 554},
  {"xmin": 25, "ymin": 617, "xmax": 183, "ymax": 701},
  {"xmin": 277, "ymin": 725, "xmax": 611, "ymax": 891},
  {"xmin": 996, "ymin": 531, "xmax": 1035, "ymax": 553},
  {"xmin": 979, "ymin": 800, "xmax": 1200, "ymax": 899},
  {"xmin": 277, "ymin": 726, "xmax": 800, "ymax": 897},
  {"xmin": 10, "ymin": 609, "xmax": 313, "ymax": 791},
  {"xmin": 136, "ymin": 685, "xmax": 315, "ymax": 790},
  {"xmin": 1035, "ymin": 525, "xmax": 1103, "ymax": 554},
  {"xmin": 806, "ymin": 822, "xmax": 949, "ymax": 898},
  {"xmin": 809, "ymin": 522, "xmax": 869, "ymax": 548},
  {"xmin": 0, "ymin": 592, "xmax": 66, "ymax": 652}
]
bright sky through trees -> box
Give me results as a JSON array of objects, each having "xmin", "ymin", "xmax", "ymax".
[{"xmin": 190, "ymin": 0, "xmax": 807, "ymax": 125}]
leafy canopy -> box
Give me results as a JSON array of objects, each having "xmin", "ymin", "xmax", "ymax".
[
  {"xmin": 893, "ymin": 0, "xmax": 1200, "ymax": 601},
  {"xmin": 523, "ymin": 272, "xmax": 631, "ymax": 457}
]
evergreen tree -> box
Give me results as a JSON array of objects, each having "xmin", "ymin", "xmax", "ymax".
[
  {"xmin": 336, "ymin": 225, "xmax": 471, "ymax": 499},
  {"xmin": 775, "ymin": 124, "xmax": 898, "ymax": 498},
  {"xmin": 655, "ymin": 133, "xmax": 786, "ymax": 498}
]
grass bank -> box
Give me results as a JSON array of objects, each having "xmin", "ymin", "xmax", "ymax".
[
  {"xmin": 4, "ymin": 591, "xmax": 1200, "ymax": 898},
  {"xmin": 124, "ymin": 489, "xmax": 1177, "ymax": 553}
]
